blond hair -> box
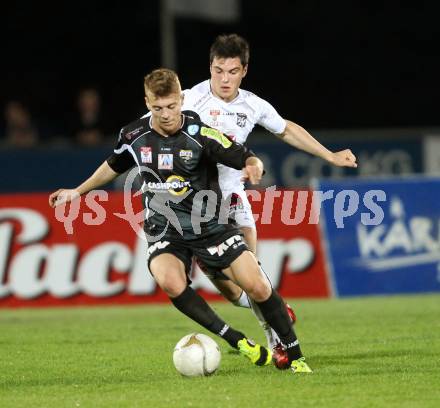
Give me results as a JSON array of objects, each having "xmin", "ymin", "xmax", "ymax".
[{"xmin": 144, "ymin": 68, "xmax": 181, "ymax": 98}]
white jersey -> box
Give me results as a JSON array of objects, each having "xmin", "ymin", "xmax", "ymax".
[{"xmin": 182, "ymin": 80, "xmax": 286, "ymax": 194}]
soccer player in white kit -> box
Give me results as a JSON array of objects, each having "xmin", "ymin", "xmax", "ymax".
[{"xmin": 180, "ymin": 34, "xmax": 358, "ymax": 363}]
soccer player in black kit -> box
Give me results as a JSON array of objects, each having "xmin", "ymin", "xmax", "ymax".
[{"xmin": 49, "ymin": 68, "xmax": 312, "ymax": 373}]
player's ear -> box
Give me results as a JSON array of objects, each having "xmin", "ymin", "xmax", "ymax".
[
  {"xmin": 145, "ymin": 95, "xmax": 151, "ymax": 108},
  {"xmin": 242, "ymin": 64, "xmax": 248, "ymax": 78}
]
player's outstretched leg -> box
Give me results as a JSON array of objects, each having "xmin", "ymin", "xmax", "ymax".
[
  {"xmin": 194, "ymin": 258, "xmax": 297, "ymax": 354},
  {"xmin": 151, "ymin": 253, "xmax": 271, "ymax": 367},
  {"xmin": 170, "ymin": 285, "xmax": 272, "ymax": 366},
  {"xmin": 226, "ymin": 252, "xmax": 312, "ymax": 373}
]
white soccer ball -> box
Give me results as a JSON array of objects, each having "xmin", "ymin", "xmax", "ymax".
[{"xmin": 173, "ymin": 333, "xmax": 221, "ymax": 377}]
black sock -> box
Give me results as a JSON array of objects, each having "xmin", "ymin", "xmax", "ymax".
[
  {"xmin": 171, "ymin": 286, "xmax": 245, "ymax": 348},
  {"xmin": 255, "ymin": 290, "xmax": 303, "ymax": 361}
]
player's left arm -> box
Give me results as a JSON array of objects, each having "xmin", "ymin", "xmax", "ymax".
[{"xmin": 276, "ymin": 120, "xmax": 357, "ymax": 168}]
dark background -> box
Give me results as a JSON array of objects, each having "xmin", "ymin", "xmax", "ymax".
[{"xmin": 2, "ymin": 0, "xmax": 439, "ymax": 137}]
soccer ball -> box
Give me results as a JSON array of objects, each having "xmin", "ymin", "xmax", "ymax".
[{"xmin": 173, "ymin": 333, "xmax": 221, "ymax": 377}]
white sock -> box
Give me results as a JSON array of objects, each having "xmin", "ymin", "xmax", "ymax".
[{"xmin": 232, "ymin": 290, "xmax": 251, "ymax": 308}]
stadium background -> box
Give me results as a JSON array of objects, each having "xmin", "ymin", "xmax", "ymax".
[
  {"xmin": 1, "ymin": 2, "xmax": 440, "ymax": 406},
  {"xmin": 0, "ymin": 0, "xmax": 440, "ymax": 305}
]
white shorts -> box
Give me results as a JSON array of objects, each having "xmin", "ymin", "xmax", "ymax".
[{"xmin": 224, "ymin": 189, "xmax": 256, "ymax": 229}]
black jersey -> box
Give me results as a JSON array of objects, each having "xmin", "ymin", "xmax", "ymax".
[{"xmin": 107, "ymin": 111, "xmax": 255, "ymax": 241}]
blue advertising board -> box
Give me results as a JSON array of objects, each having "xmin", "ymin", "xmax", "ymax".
[
  {"xmin": 0, "ymin": 137, "xmax": 423, "ymax": 192},
  {"xmin": 250, "ymin": 139, "xmax": 422, "ymax": 187},
  {"xmin": 317, "ymin": 176, "xmax": 440, "ymax": 297},
  {"xmin": 0, "ymin": 148, "xmax": 110, "ymax": 192}
]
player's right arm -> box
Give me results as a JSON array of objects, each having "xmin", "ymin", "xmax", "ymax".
[
  {"xmin": 49, "ymin": 127, "xmax": 136, "ymax": 208},
  {"xmin": 256, "ymin": 96, "xmax": 357, "ymax": 168}
]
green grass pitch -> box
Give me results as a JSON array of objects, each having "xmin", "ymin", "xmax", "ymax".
[{"xmin": 1, "ymin": 294, "xmax": 439, "ymax": 408}]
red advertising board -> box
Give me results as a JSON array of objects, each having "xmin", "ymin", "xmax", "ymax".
[{"xmin": 0, "ymin": 190, "xmax": 330, "ymax": 307}]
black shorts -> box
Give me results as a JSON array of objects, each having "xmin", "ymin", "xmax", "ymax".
[{"xmin": 146, "ymin": 230, "xmax": 249, "ymax": 276}]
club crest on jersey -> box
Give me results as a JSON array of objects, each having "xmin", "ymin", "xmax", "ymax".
[
  {"xmin": 236, "ymin": 113, "xmax": 247, "ymax": 128},
  {"xmin": 158, "ymin": 153, "xmax": 173, "ymax": 169},
  {"xmin": 187, "ymin": 124, "xmax": 199, "ymax": 136},
  {"xmin": 210, "ymin": 110, "xmax": 221, "ymax": 121},
  {"xmin": 179, "ymin": 150, "xmax": 193, "ymax": 162},
  {"xmin": 229, "ymin": 192, "xmax": 244, "ymax": 210},
  {"xmin": 140, "ymin": 146, "xmax": 152, "ymax": 163}
]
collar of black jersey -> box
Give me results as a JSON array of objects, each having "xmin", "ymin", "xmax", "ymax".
[{"xmin": 148, "ymin": 114, "xmax": 186, "ymax": 137}]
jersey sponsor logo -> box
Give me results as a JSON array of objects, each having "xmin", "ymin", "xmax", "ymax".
[
  {"xmin": 187, "ymin": 124, "xmax": 199, "ymax": 136},
  {"xmin": 210, "ymin": 110, "xmax": 221, "ymax": 121},
  {"xmin": 236, "ymin": 113, "xmax": 247, "ymax": 128},
  {"xmin": 206, "ymin": 234, "xmax": 244, "ymax": 256},
  {"xmin": 158, "ymin": 153, "xmax": 173, "ymax": 169},
  {"xmin": 179, "ymin": 150, "xmax": 193, "ymax": 162},
  {"xmin": 146, "ymin": 175, "xmax": 191, "ymax": 196},
  {"xmin": 166, "ymin": 175, "xmax": 191, "ymax": 196},
  {"xmin": 140, "ymin": 147, "xmax": 152, "ymax": 163},
  {"xmin": 200, "ymin": 127, "xmax": 232, "ymax": 148},
  {"xmin": 146, "ymin": 240, "xmax": 170, "ymax": 257}
]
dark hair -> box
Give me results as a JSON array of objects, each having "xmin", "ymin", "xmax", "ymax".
[
  {"xmin": 144, "ymin": 68, "xmax": 181, "ymax": 97},
  {"xmin": 209, "ymin": 34, "xmax": 250, "ymax": 66}
]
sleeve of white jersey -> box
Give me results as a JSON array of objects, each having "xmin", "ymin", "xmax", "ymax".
[
  {"xmin": 181, "ymin": 88, "xmax": 194, "ymax": 110},
  {"xmin": 256, "ymin": 96, "xmax": 286, "ymax": 134}
]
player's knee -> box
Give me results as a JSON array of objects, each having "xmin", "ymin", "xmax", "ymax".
[
  {"xmin": 153, "ymin": 268, "xmax": 186, "ymax": 297},
  {"xmin": 161, "ymin": 277, "xmax": 186, "ymax": 298},
  {"xmin": 245, "ymin": 278, "xmax": 271, "ymax": 302}
]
